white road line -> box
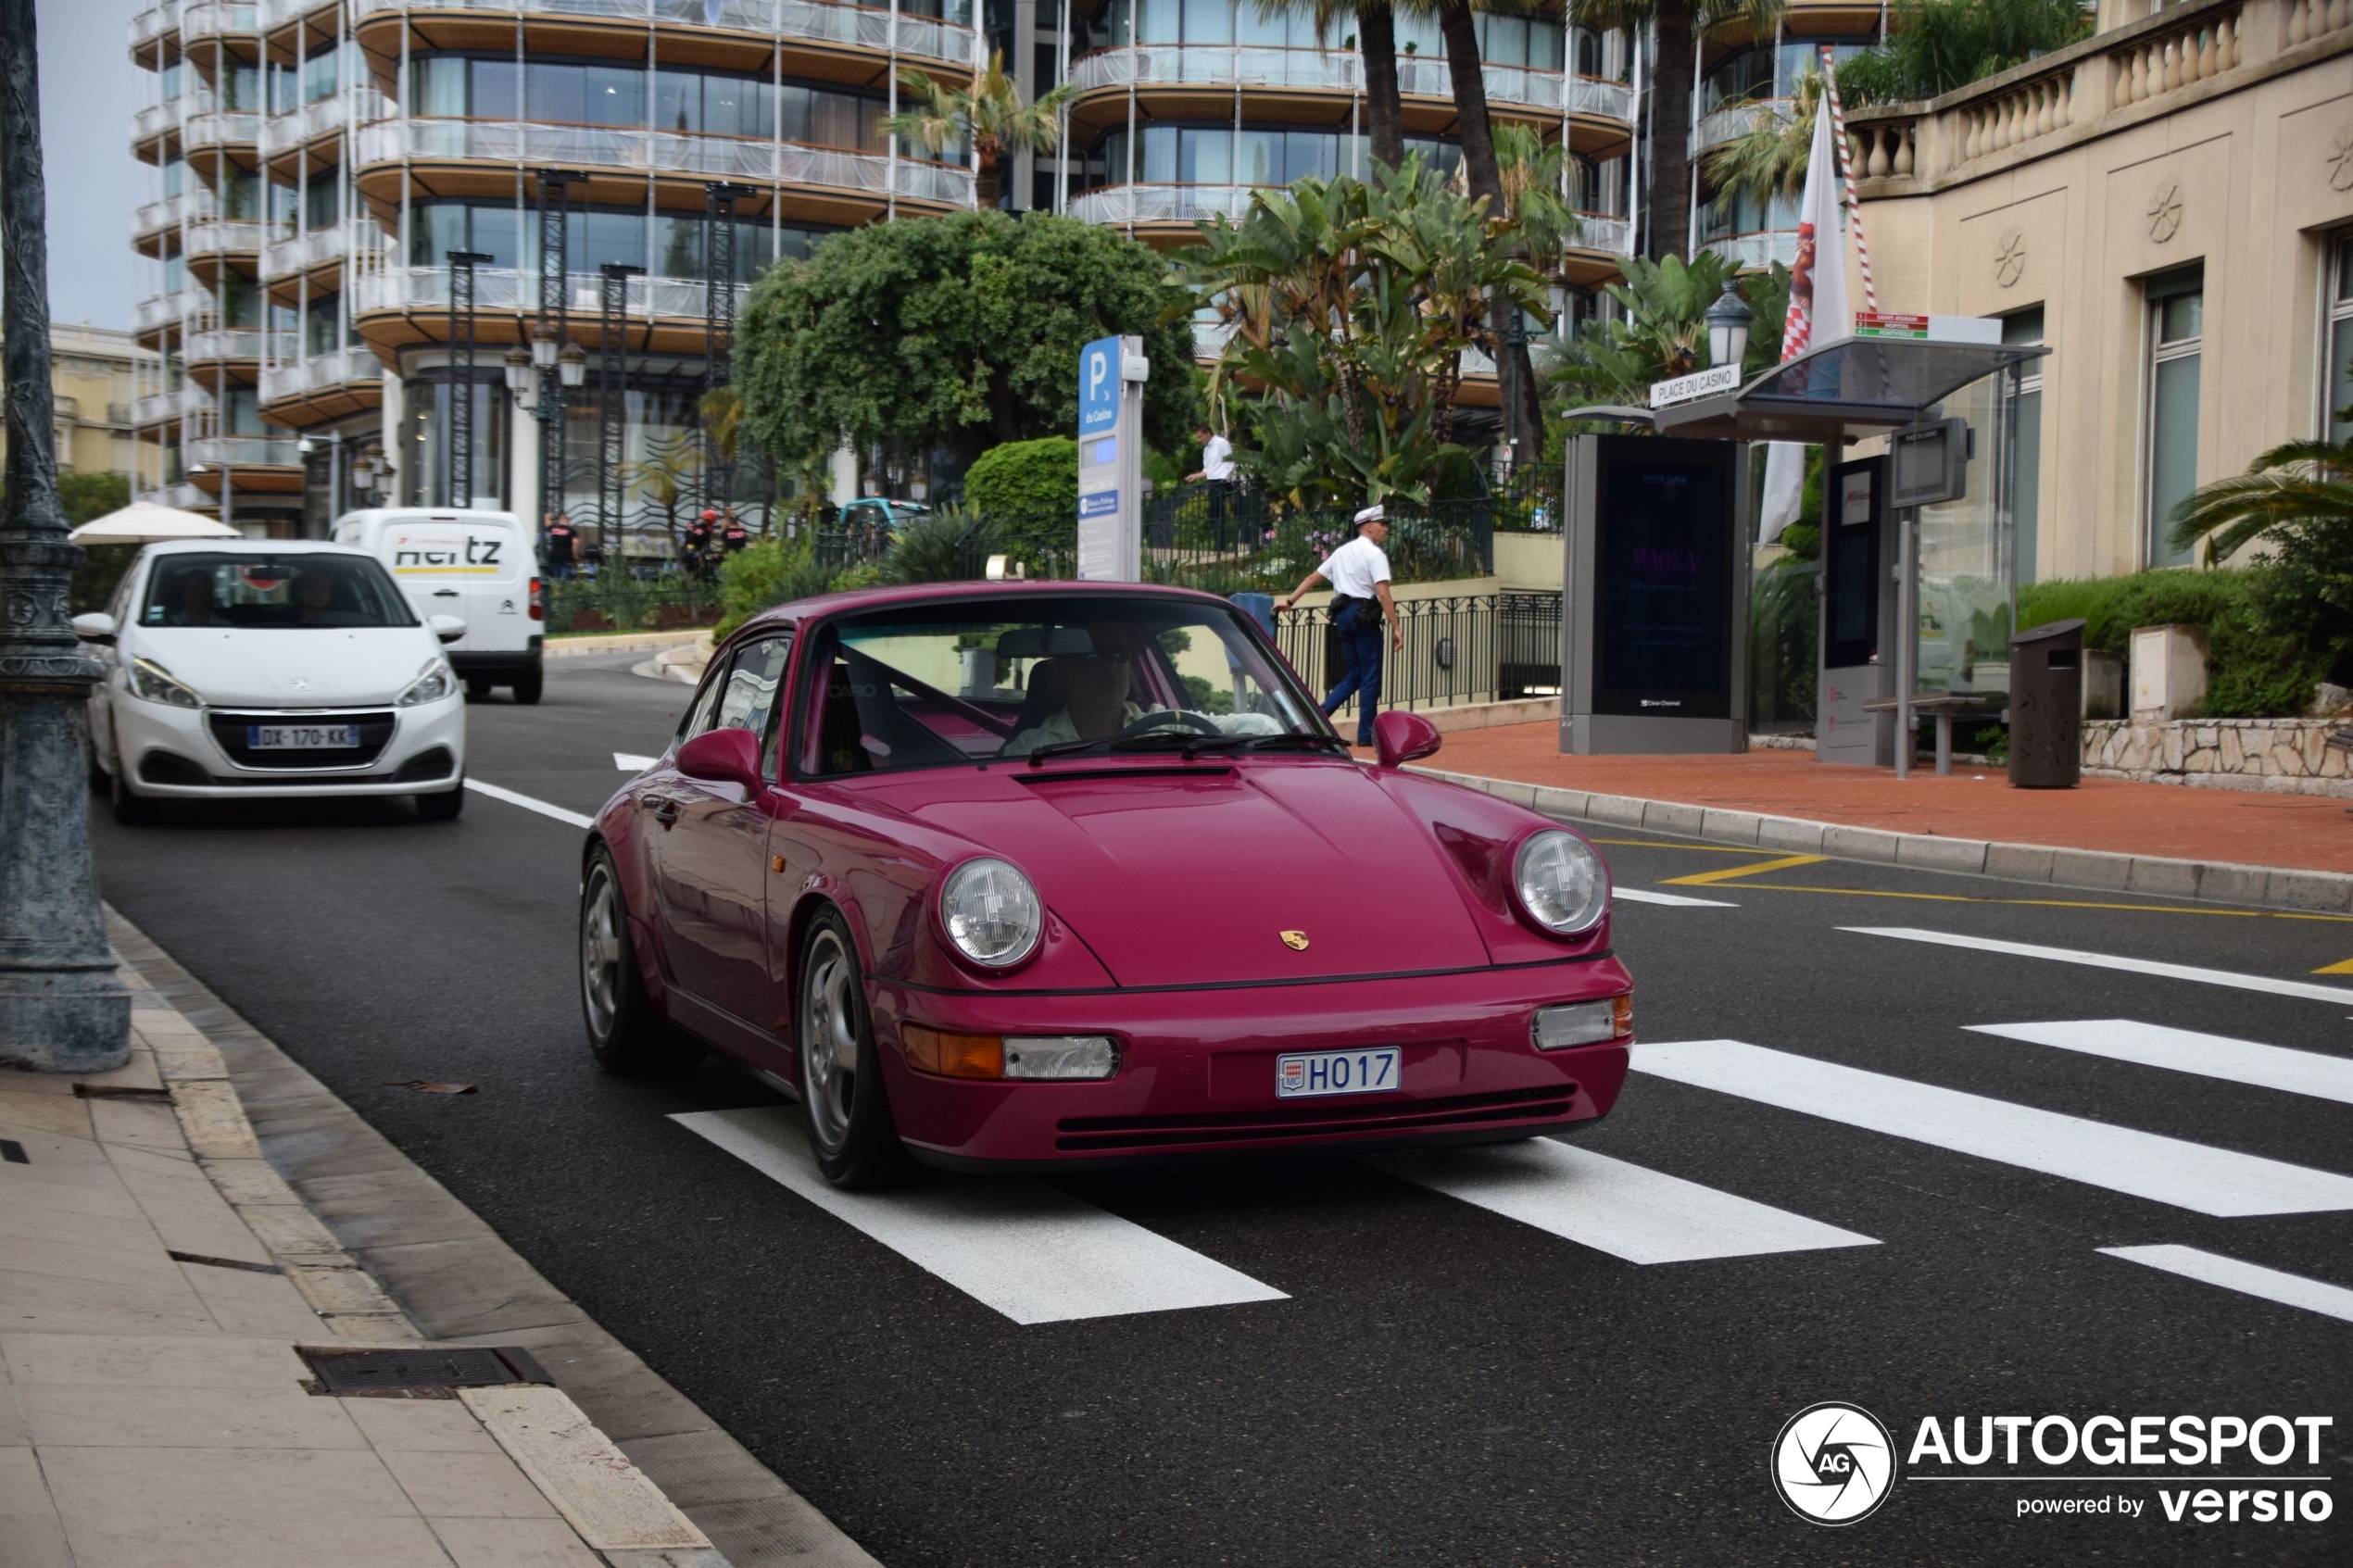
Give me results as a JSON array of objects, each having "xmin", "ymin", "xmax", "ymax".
[
  {"xmin": 1634, "ymin": 1039, "xmax": 2353, "ymax": 1218},
  {"xmin": 2100, "ymin": 1245, "xmax": 2353, "ymax": 1325},
  {"xmin": 671, "ymin": 1107, "xmax": 1288, "ymax": 1325},
  {"xmin": 614, "ymin": 752, "xmax": 658, "ymax": 772},
  {"xmin": 1367, "ymin": 1141, "xmax": 1876, "ymax": 1264},
  {"xmin": 1842, "ymin": 927, "xmax": 2353, "ymax": 1006},
  {"xmin": 1968, "ymin": 1020, "xmax": 2353, "ymax": 1107},
  {"xmin": 463, "ymin": 778, "xmax": 594, "ymax": 830},
  {"xmin": 1615, "ymin": 888, "xmax": 1740, "ymax": 908}
]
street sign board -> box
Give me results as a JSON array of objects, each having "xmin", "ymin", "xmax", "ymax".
[
  {"xmin": 1647, "ymin": 363, "xmax": 1741, "ymax": 409},
  {"xmin": 1078, "ymin": 336, "xmax": 1121, "ymax": 439},
  {"xmin": 1076, "ymin": 334, "xmax": 1144, "ymax": 580},
  {"xmin": 1853, "ymin": 312, "xmax": 2003, "ymax": 345}
]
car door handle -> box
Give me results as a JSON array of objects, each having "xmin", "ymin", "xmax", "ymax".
[
  {"xmin": 646, "ymin": 797, "xmax": 681, "ymax": 828},
  {"xmin": 432, "ymin": 589, "xmax": 460, "ymax": 597}
]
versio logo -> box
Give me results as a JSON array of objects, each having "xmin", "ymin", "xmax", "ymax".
[{"xmin": 1773, "ymin": 1402, "xmax": 1897, "ymax": 1525}]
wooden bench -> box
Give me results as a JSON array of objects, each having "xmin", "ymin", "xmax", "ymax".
[{"xmin": 1860, "ymin": 693, "xmax": 1995, "ymax": 776}]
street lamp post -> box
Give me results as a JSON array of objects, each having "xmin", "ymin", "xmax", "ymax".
[
  {"xmin": 0, "ymin": 0, "xmax": 131, "ymax": 1071},
  {"xmin": 445, "ymin": 248, "xmax": 492, "ymax": 508}
]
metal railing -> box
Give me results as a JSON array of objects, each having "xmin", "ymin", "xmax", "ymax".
[
  {"xmin": 264, "ymin": 218, "xmax": 388, "ymax": 279},
  {"xmin": 260, "ymin": 345, "xmax": 383, "ymax": 405},
  {"xmin": 260, "ymin": 85, "xmax": 394, "ymax": 158},
  {"xmin": 134, "ymin": 189, "xmax": 215, "ymax": 235},
  {"xmin": 134, "ymin": 385, "xmax": 211, "ymax": 426},
  {"xmin": 1069, "ymin": 183, "xmax": 1255, "ymax": 226},
  {"xmin": 181, "ymin": 1, "xmax": 260, "ymax": 43},
  {"xmin": 260, "ymin": 0, "xmax": 338, "ymax": 25},
  {"xmin": 353, "ymin": 263, "xmax": 748, "ymax": 321},
  {"xmin": 355, "ymin": 117, "xmax": 973, "ymax": 206},
  {"xmin": 187, "ymin": 434, "xmax": 303, "ymax": 468},
  {"xmin": 1691, "ymin": 95, "xmax": 1785, "ymax": 157},
  {"xmin": 183, "ymin": 107, "xmax": 261, "ymax": 152},
  {"xmin": 131, "ymin": 99, "xmax": 183, "ymax": 149},
  {"xmin": 1274, "ymin": 590, "xmax": 1561, "ymax": 712},
  {"xmin": 186, "ymin": 327, "xmax": 266, "ymax": 363},
  {"xmin": 1698, "ymin": 230, "xmax": 1798, "ymax": 270},
  {"xmin": 133, "ymin": 289, "xmax": 205, "ymax": 332},
  {"xmin": 1069, "ymin": 45, "xmax": 1632, "ymax": 122},
  {"xmin": 137, "ymin": 480, "xmax": 212, "ymax": 511},
  {"xmin": 182, "ymin": 218, "xmax": 265, "ymax": 258},
  {"xmin": 345, "ymin": 0, "xmax": 978, "ymax": 65},
  {"xmin": 131, "ymin": 1, "xmax": 184, "ymax": 49}
]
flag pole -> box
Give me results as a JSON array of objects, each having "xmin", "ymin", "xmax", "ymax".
[{"xmin": 1820, "ymin": 48, "xmax": 1876, "ymax": 313}]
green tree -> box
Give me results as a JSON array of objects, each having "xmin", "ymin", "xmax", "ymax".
[
  {"xmin": 1838, "ymin": 0, "xmax": 2095, "ymax": 106},
  {"xmin": 1541, "ymin": 250, "xmax": 1788, "ymax": 409},
  {"xmin": 1700, "ymin": 68, "xmax": 1825, "ymax": 209},
  {"xmin": 884, "ymin": 50, "xmax": 1076, "ymax": 211},
  {"xmin": 57, "ymin": 470, "xmax": 131, "ymax": 525},
  {"xmin": 963, "ymin": 436, "xmax": 1078, "ymax": 524},
  {"xmin": 1567, "ymin": 0, "xmax": 1784, "ymax": 261},
  {"xmin": 2168, "ymin": 393, "xmax": 2353, "ymax": 666},
  {"xmin": 736, "ymin": 210, "xmax": 1198, "ymax": 470}
]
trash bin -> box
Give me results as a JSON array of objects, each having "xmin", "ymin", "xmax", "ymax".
[{"xmin": 2008, "ymin": 617, "xmax": 2085, "ymax": 789}]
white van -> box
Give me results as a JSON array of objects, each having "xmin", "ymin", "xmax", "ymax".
[{"xmin": 333, "ymin": 507, "xmax": 544, "ymax": 703}]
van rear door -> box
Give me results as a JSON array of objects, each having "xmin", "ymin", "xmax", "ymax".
[{"xmin": 383, "ymin": 515, "xmax": 527, "ymax": 651}]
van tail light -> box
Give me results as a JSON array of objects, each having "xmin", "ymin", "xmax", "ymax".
[{"xmin": 528, "ymin": 576, "xmax": 544, "ymax": 621}]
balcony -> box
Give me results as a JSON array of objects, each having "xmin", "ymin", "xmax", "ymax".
[
  {"xmin": 186, "ymin": 327, "xmax": 267, "ymax": 365},
  {"xmin": 134, "ymin": 384, "xmax": 212, "ymax": 426},
  {"xmin": 353, "ymin": 263, "xmax": 749, "ymax": 323},
  {"xmin": 264, "ymin": 217, "xmax": 390, "ymax": 281},
  {"xmin": 261, "ymin": 0, "xmax": 336, "ymax": 25},
  {"xmin": 131, "ymin": 97, "xmax": 183, "ymax": 154},
  {"xmin": 183, "ymin": 106, "xmax": 261, "ymax": 154},
  {"xmin": 1070, "ymin": 182, "xmax": 1252, "ymax": 227},
  {"xmin": 1691, "ymin": 96, "xmax": 1785, "ymax": 157},
  {"xmin": 1069, "ymin": 46, "xmax": 1634, "ymax": 127},
  {"xmin": 355, "ymin": 117, "xmax": 974, "ymax": 207},
  {"xmin": 131, "ymin": 1, "xmax": 183, "ymax": 56},
  {"xmin": 183, "ymin": 218, "xmax": 265, "ymax": 260},
  {"xmin": 345, "ymin": 0, "xmax": 978, "ymax": 69},
  {"xmin": 1699, "ymin": 230, "xmax": 1798, "ymax": 270},
  {"xmin": 181, "ymin": 2, "xmax": 260, "ymax": 44},
  {"xmin": 187, "ymin": 434, "xmax": 302, "ymax": 470},
  {"xmin": 260, "ymin": 85, "xmax": 395, "ymax": 160},
  {"xmin": 261, "ymin": 345, "xmax": 384, "ymax": 407},
  {"xmin": 134, "ymin": 189, "xmax": 216, "ymax": 237},
  {"xmin": 133, "ymin": 289, "xmax": 205, "ymax": 333},
  {"xmin": 137, "ymin": 480, "xmax": 213, "ymax": 511}
]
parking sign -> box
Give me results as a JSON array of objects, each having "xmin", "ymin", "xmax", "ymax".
[{"xmin": 1078, "ymin": 336, "xmax": 1119, "ymax": 438}]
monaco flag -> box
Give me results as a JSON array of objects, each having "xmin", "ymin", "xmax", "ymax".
[{"xmin": 1758, "ymin": 90, "xmax": 1850, "ymax": 545}]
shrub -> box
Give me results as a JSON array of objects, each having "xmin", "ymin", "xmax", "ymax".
[
  {"xmin": 883, "ymin": 506, "xmax": 1000, "ymax": 583},
  {"xmin": 715, "ymin": 537, "xmax": 840, "ymax": 638},
  {"xmin": 963, "ymin": 437, "xmax": 1077, "ymax": 541},
  {"xmin": 2019, "ymin": 569, "xmax": 2329, "ymax": 718}
]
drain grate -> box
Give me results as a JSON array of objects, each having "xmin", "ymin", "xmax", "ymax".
[{"xmin": 298, "ymin": 1345, "xmax": 552, "ymax": 1398}]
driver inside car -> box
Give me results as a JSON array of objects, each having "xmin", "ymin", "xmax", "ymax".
[{"xmin": 999, "ymin": 621, "xmax": 1280, "ymax": 758}]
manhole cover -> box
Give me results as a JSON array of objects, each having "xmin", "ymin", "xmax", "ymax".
[{"xmin": 298, "ymin": 1345, "xmax": 551, "ymax": 1397}]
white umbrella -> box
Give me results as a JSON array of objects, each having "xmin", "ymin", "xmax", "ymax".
[{"xmin": 68, "ymin": 500, "xmax": 238, "ymax": 545}]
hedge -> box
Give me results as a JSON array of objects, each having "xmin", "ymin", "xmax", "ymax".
[{"xmin": 2019, "ymin": 569, "xmax": 2328, "ymax": 718}]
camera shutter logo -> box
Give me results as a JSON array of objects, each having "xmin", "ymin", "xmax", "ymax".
[{"xmin": 1771, "ymin": 1402, "xmax": 1896, "ymax": 1524}]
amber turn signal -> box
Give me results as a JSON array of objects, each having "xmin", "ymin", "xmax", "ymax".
[
  {"xmin": 1613, "ymin": 992, "xmax": 1634, "ymax": 1038},
  {"xmin": 902, "ymin": 1025, "xmax": 1005, "ymax": 1079}
]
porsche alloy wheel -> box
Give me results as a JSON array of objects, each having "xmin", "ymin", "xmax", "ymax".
[
  {"xmin": 579, "ymin": 848, "xmax": 701, "ymax": 1074},
  {"xmin": 797, "ymin": 910, "xmax": 912, "ymax": 1189}
]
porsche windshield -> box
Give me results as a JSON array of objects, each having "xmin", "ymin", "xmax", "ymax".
[
  {"xmin": 140, "ymin": 553, "xmax": 417, "ymax": 630},
  {"xmin": 803, "ymin": 596, "xmax": 1334, "ymax": 776}
]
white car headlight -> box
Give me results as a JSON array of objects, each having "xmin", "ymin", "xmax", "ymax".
[
  {"xmin": 396, "ymin": 657, "xmax": 458, "ymax": 708},
  {"xmin": 126, "ymin": 656, "xmax": 201, "ymax": 709},
  {"xmin": 940, "ymin": 858, "xmax": 1042, "ymax": 968},
  {"xmin": 1514, "ymin": 830, "xmax": 1608, "ymax": 935}
]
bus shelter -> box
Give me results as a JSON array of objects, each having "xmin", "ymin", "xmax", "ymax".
[{"xmin": 1648, "ymin": 332, "xmax": 2051, "ymax": 777}]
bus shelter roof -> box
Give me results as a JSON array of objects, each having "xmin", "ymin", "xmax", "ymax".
[{"xmin": 1650, "ymin": 334, "xmax": 2052, "ymax": 442}]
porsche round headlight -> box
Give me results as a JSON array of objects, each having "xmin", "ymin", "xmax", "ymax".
[
  {"xmin": 940, "ymin": 858, "xmax": 1042, "ymax": 968},
  {"xmin": 1514, "ymin": 830, "xmax": 1607, "ymax": 935}
]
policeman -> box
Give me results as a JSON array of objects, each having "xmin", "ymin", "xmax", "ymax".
[
  {"xmin": 1276, "ymin": 504, "xmax": 1403, "ymax": 748},
  {"xmin": 719, "ymin": 508, "xmax": 751, "ymax": 557},
  {"xmin": 683, "ymin": 508, "xmax": 718, "ymax": 579},
  {"xmin": 542, "ymin": 512, "xmax": 577, "ymax": 580}
]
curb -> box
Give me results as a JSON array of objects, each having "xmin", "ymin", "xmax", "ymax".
[
  {"xmin": 1415, "ymin": 766, "xmax": 2353, "ymax": 916},
  {"xmin": 547, "ymin": 629, "xmax": 711, "ymax": 658},
  {"xmin": 106, "ymin": 907, "xmax": 882, "ymax": 1568}
]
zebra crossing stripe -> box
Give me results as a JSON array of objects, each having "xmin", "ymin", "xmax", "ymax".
[
  {"xmin": 1840, "ymin": 927, "xmax": 2353, "ymax": 1005},
  {"xmin": 672, "ymin": 1108, "xmax": 1287, "ymax": 1325},
  {"xmin": 2100, "ymin": 1245, "xmax": 2353, "ymax": 1325},
  {"xmin": 1615, "ymin": 887, "xmax": 1740, "ymax": 908},
  {"xmin": 1368, "ymin": 1140, "xmax": 1877, "ymax": 1264},
  {"xmin": 1633, "ymin": 1039, "xmax": 2353, "ymax": 1218},
  {"xmin": 1968, "ymin": 1020, "xmax": 2353, "ymax": 1107}
]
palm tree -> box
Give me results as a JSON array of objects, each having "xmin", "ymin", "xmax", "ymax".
[
  {"xmin": 2169, "ymin": 433, "xmax": 2353, "ymax": 567},
  {"xmin": 885, "ymin": 50, "xmax": 1077, "ymax": 211},
  {"xmin": 1699, "ymin": 67, "xmax": 1823, "ymax": 209},
  {"xmin": 1568, "ymin": 0, "xmax": 1783, "ymax": 261},
  {"xmin": 1260, "ymin": 0, "xmax": 1407, "ymax": 169}
]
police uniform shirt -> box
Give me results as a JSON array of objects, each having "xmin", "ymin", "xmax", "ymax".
[
  {"xmin": 1319, "ymin": 533, "xmax": 1392, "ymax": 603},
  {"xmin": 721, "ymin": 523, "xmax": 749, "ymax": 551}
]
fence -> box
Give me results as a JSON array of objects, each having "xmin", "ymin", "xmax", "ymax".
[
  {"xmin": 1275, "ymin": 592, "xmax": 1561, "ymax": 712},
  {"xmin": 544, "ymin": 578, "xmax": 723, "ymax": 635}
]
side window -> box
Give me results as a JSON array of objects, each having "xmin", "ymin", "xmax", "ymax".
[{"xmin": 676, "ymin": 659, "xmax": 729, "ymax": 744}]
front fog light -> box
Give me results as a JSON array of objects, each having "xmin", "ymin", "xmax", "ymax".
[
  {"xmin": 1003, "ymin": 1035, "xmax": 1118, "ymax": 1080},
  {"xmin": 1532, "ymin": 995, "xmax": 1632, "ymax": 1050}
]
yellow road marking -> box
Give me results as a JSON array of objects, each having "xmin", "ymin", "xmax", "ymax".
[
  {"xmin": 1663, "ymin": 853, "xmax": 1830, "ymax": 886},
  {"xmin": 1730, "ymin": 881, "xmax": 2353, "ymax": 923},
  {"xmin": 2314, "ymin": 957, "xmax": 2353, "ymax": 972},
  {"xmin": 1591, "ymin": 838, "xmax": 1783, "ymax": 853}
]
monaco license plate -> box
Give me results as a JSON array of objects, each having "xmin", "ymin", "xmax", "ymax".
[
  {"xmin": 1276, "ymin": 1047, "xmax": 1401, "ymax": 1098},
  {"xmin": 247, "ymin": 724, "xmax": 359, "ymax": 750}
]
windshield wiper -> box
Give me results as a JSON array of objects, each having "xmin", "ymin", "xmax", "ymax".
[
  {"xmin": 1022, "ymin": 733, "xmax": 1198, "ymax": 765},
  {"xmin": 1180, "ymin": 732, "xmax": 1350, "ymax": 759}
]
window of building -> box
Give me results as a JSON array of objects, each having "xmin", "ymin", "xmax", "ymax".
[
  {"xmin": 160, "ymin": 59, "xmax": 183, "ymax": 102},
  {"xmin": 1093, "ymin": 123, "xmax": 1458, "ymax": 188},
  {"xmin": 2003, "ymin": 307, "xmax": 2045, "ymax": 585},
  {"xmin": 304, "ymin": 295, "xmax": 342, "ymax": 358},
  {"xmin": 2145, "ymin": 266, "xmax": 2203, "ymax": 569},
  {"xmin": 161, "ymin": 157, "xmax": 185, "ymax": 199},
  {"xmin": 2322, "ymin": 232, "xmax": 2353, "ymax": 442}
]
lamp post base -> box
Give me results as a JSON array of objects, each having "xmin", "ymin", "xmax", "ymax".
[{"xmin": 0, "ymin": 971, "xmax": 132, "ymax": 1073}]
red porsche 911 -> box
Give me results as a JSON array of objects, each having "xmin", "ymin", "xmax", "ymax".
[{"xmin": 581, "ymin": 582, "xmax": 1633, "ymax": 1188}]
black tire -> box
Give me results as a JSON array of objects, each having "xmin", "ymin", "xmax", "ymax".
[
  {"xmin": 796, "ymin": 908, "xmax": 912, "ymax": 1189},
  {"xmin": 511, "ymin": 665, "xmax": 544, "ymax": 705},
  {"xmin": 580, "ymin": 847, "xmax": 703, "ymax": 1073},
  {"xmin": 86, "ymin": 734, "xmax": 109, "ymax": 793},
  {"xmin": 109, "ymin": 761, "xmax": 153, "ymax": 825},
  {"xmin": 465, "ymin": 677, "xmax": 493, "ymax": 700},
  {"xmin": 415, "ymin": 782, "xmax": 464, "ymax": 822}
]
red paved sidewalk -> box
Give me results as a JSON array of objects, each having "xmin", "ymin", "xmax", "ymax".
[{"xmin": 1427, "ymin": 722, "xmax": 2353, "ymax": 876}]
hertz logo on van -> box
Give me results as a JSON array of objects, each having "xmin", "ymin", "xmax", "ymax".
[{"xmin": 392, "ymin": 534, "xmax": 503, "ymax": 574}]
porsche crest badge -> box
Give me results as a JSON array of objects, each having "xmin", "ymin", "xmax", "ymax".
[{"xmin": 1279, "ymin": 930, "xmax": 1310, "ymax": 951}]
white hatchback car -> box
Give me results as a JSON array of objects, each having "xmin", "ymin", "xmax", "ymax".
[{"xmin": 77, "ymin": 540, "xmax": 469, "ymax": 822}]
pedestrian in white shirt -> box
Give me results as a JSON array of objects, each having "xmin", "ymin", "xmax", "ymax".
[
  {"xmin": 1187, "ymin": 424, "xmax": 1238, "ymax": 547},
  {"xmin": 1277, "ymin": 505, "xmax": 1403, "ymax": 747}
]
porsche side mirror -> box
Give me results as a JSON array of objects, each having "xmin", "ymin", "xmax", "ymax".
[
  {"xmin": 1373, "ymin": 709, "xmax": 1441, "ymax": 770},
  {"xmin": 71, "ymin": 612, "xmax": 117, "ymax": 644},
  {"xmin": 676, "ymin": 725, "xmax": 764, "ymax": 793},
  {"xmin": 428, "ymin": 614, "xmax": 467, "ymax": 644}
]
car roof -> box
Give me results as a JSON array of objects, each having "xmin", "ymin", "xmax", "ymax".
[
  {"xmin": 141, "ymin": 538, "xmax": 375, "ymax": 558},
  {"xmin": 738, "ymin": 579, "xmax": 1245, "ymax": 640}
]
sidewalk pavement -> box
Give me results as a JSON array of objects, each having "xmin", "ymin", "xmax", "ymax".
[
  {"xmin": 1419, "ymin": 721, "xmax": 2353, "ymax": 911},
  {"xmin": 1, "ymin": 955, "xmax": 725, "ymax": 1568}
]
